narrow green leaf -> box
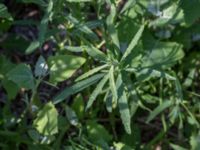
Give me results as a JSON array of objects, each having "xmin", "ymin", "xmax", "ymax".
[
  {"xmin": 86, "ymin": 74, "xmax": 109, "ymax": 110},
  {"xmin": 170, "ymin": 143, "xmax": 187, "ymax": 150},
  {"xmin": 105, "ymin": 91, "xmax": 113, "ymax": 113},
  {"xmin": 137, "ymin": 68, "xmax": 176, "ymax": 82},
  {"xmin": 121, "ymin": 24, "xmax": 145, "ymax": 62},
  {"xmin": 0, "ymin": 4, "xmax": 13, "ymax": 21},
  {"xmin": 147, "ymin": 101, "xmax": 172, "ymax": 123},
  {"xmin": 66, "ymin": 15, "xmax": 98, "ymax": 40},
  {"xmin": 66, "ymin": 0, "xmax": 92, "ymax": 2},
  {"xmin": 117, "ymin": 73, "xmax": 131, "ymax": 134},
  {"xmin": 175, "ymin": 78, "xmax": 183, "ymax": 101},
  {"xmin": 53, "ymin": 73, "xmax": 105, "ymax": 104},
  {"xmin": 83, "ymin": 45, "xmax": 108, "ymax": 62},
  {"xmin": 25, "ymin": 41, "xmax": 40, "ymax": 55},
  {"xmin": 65, "ymin": 105, "xmax": 79, "ymax": 126},
  {"xmin": 76, "ymin": 64, "xmax": 109, "ymax": 81},
  {"xmin": 106, "ymin": 4, "xmax": 120, "ymax": 49},
  {"xmin": 109, "ymin": 66, "xmax": 118, "ymax": 104},
  {"xmin": 64, "ymin": 46, "xmax": 83, "ymax": 52},
  {"xmin": 38, "ymin": 0, "xmax": 53, "ymax": 44},
  {"xmin": 120, "ymin": 0, "xmax": 136, "ymax": 13}
]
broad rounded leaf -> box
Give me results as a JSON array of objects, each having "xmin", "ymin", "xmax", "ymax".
[
  {"xmin": 7, "ymin": 64, "xmax": 35, "ymax": 90},
  {"xmin": 48, "ymin": 55, "xmax": 86, "ymax": 84},
  {"xmin": 86, "ymin": 121, "xmax": 112, "ymax": 142},
  {"xmin": 33, "ymin": 102, "xmax": 58, "ymax": 136}
]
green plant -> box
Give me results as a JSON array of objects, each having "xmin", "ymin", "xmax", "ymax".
[{"xmin": 0, "ymin": 0, "xmax": 200, "ymax": 149}]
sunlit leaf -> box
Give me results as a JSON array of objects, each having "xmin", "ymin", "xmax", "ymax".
[
  {"xmin": 33, "ymin": 102, "xmax": 58, "ymax": 135},
  {"xmin": 114, "ymin": 142, "xmax": 132, "ymax": 150},
  {"xmin": 48, "ymin": 55, "xmax": 86, "ymax": 84},
  {"xmin": 190, "ymin": 133, "xmax": 200, "ymax": 150},
  {"xmin": 170, "ymin": 143, "xmax": 187, "ymax": 150}
]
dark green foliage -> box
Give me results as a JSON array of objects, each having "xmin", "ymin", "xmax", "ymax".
[{"xmin": 0, "ymin": 0, "xmax": 200, "ymax": 149}]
